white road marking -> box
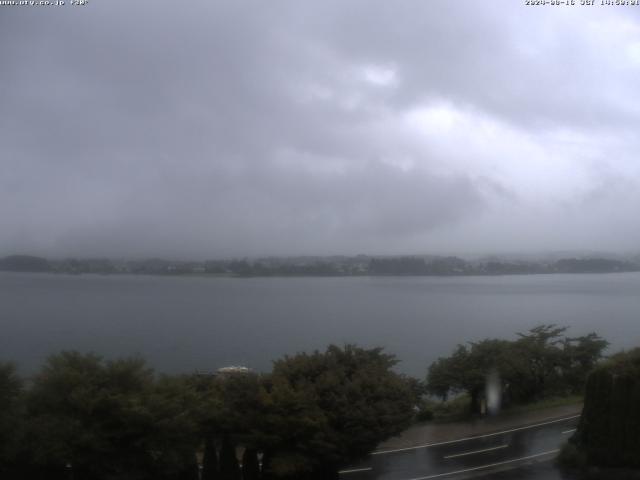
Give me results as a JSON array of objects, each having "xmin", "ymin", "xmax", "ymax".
[
  {"xmin": 406, "ymin": 449, "xmax": 560, "ymax": 480},
  {"xmin": 371, "ymin": 415, "xmax": 580, "ymax": 455},
  {"xmin": 338, "ymin": 467, "xmax": 373, "ymax": 474},
  {"xmin": 443, "ymin": 444, "xmax": 509, "ymax": 459},
  {"xmin": 562, "ymin": 428, "xmax": 577, "ymax": 434}
]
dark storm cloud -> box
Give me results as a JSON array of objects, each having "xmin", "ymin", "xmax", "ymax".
[{"xmin": 2, "ymin": 0, "xmax": 640, "ymax": 257}]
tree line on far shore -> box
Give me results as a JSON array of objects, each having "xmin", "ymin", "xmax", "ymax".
[{"xmin": 2, "ymin": 253, "xmax": 638, "ymax": 277}]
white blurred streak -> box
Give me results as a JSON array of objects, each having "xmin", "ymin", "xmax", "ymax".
[{"xmin": 485, "ymin": 369, "xmax": 501, "ymax": 416}]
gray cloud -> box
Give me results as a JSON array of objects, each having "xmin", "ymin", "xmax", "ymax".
[{"xmin": 2, "ymin": 1, "xmax": 640, "ymax": 258}]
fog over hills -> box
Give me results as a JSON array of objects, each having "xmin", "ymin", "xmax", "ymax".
[{"xmin": 3, "ymin": 1, "xmax": 640, "ymax": 258}]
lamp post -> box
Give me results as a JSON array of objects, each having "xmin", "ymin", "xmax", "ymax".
[
  {"xmin": 257, "ymin": 451, "xmax": 264, "ymax": 472},
  {"xmin": 196, "ymin": 449, "xmax": 204, "ymax": 480}
]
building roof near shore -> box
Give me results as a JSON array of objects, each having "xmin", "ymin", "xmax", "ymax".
[{"xmin": 217, "ymin": 366, "xmax": 250, "ymax": 374}]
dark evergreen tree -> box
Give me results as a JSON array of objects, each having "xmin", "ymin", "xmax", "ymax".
[
  {"xmin": 0, "ymin": 363, "xmax": 23, "ymax": 480},
  {"xmin": 201, "ymin": 438, "xmax": 218, "ymax": 480},
  {"xmin": 23, "ymin": 352, "xmax": 201, "ymax": 480},
  {"xmin": 262, "ymin": 345, "xmax": 415, "ymax": 478},
  {"xmin": 571, "ymin": 348, "xmax": 640, "ymax": 468},
  {"xmin": 176, "ymin": 453, "xmax": 199, "ymax": 480},
  {"xmin": 561, "ymin": 333, "xmax": 609, "ymax": 394},
  {"xmin": 219, "ymin": 436, "xmax": 240, "ymax": 480},
  {"xmin": 241, "ymin": 448, "xmax": 260, "ymax": 480}
]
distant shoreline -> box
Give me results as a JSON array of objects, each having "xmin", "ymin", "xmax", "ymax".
[
  {"xmin": 3, "ymin": 269, "xmax": 640, "ymax": 280},
  {"xmin": 2, "ymin": 253, "xmax": 640, "ymax": 278}
]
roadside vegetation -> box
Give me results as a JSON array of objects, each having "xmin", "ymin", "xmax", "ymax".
[
  {"xmin": 0, "ymin": 326, "xmax": 610, "ymax": 479},
  {"xmin": 415, "ymin": 394, "xmax": 584, "ymax": 425},
  {"xmin": 424, "ymin": 325, "xmax": 607, "ymax": 415}
]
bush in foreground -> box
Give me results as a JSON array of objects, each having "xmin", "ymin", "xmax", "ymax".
[
  {"xmin": 0, "ymin": 345, "xmax": 416, "ymax": 480},
  {"xmin": 575, "ymin": 348, "xmax": 640, "ymax": 467},
  {"xmin": 560, "ymin": 348, "xmax": 640, "ymax": 476}
]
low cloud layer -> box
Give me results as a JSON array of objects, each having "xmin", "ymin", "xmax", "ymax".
[{"xmin": 2, "ymin": 1, "xmax": 640, "ymax": 258}]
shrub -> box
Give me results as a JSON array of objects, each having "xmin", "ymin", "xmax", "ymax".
[{"xmin": 415, "ymin": 408, "xmax": 434, "ymax": 423}]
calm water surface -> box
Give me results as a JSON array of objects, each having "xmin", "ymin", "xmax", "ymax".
[{"xmin": 2, "ymin": 272, "xmax": 640, "ymax": 377}]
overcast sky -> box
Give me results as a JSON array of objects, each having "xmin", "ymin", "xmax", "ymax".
[{"xmin": 2, "ymin": 0, "xmax": 640, "ymax": 259}]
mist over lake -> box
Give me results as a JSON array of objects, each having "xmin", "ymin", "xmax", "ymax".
[{"xmin": 2, "ymin": 271, "xmax": 640, "ymax": 378}]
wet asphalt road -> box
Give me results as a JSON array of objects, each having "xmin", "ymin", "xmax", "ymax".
[{"xmin": 339, "ymin": 415, "xmax": 580, "ymax": 480}]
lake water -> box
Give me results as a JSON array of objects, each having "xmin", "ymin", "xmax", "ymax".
[{"xmin": 2, "ymin": 271, "xmax": 640, "ymax": 378}]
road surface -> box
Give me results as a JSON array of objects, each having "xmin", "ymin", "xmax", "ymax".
[{"xmin": 339, "ymin": 415, "xmax": 579, "ymax": 480}]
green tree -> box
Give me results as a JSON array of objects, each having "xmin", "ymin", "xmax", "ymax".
[
  {"xmin": 188, "ymin": 371, "xmax": 264, "ymax": 478},
  {"xmin": 218, "ymin": 435, "xmax": 240, "ymax": 480},
  {"xmin": 426, "ymin": 326, "xmax": 607, "ymax": 413},
  {"xmin": 262, "ymin": 345, "xmax": 414, "ymax": 479},
  {"xmin": 217, "ymin": 372, "xmax": 264, "ymax": 440},
  {"xmin": 561, "ymin": 333, "xmax": 609, "ymax": 394},
  {"xmin": 241, "ymin": 448, "xmax": 260, "ymax": 480},
  {"xmin": 426, "ymin": 340, "xmax": 513, "ymax": 413},
  {"xmin": 146, "ymin": 375, "xmax": 201, "ymax": 480},
  {"xmin": 0, "ymin": 363, "xmax": 24, "ymax": 479},
  {"xmin": 201, "ymin": 438, "xmax": 218, "ymax": 480},
  {"xmin": 569, "ymin": 348, "xmax": 640, "ymax": 468},
  {"xmin": 512, "ymin": 325, "xmax": 568, "ymax": 401},
  {"xmin": 24, "ymin": 352, "xmax": 199, "ymax": 480},
  {"xmin": 425, "ymin": 354, "xmax": 457, "ymax": 401}
]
